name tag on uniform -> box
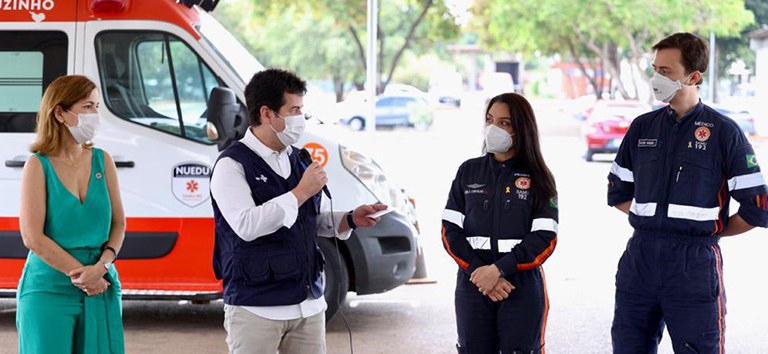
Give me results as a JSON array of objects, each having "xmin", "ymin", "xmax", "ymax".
[{"xmin": 638, "ymin": 139, "xmax": 657, "ymax": 148}]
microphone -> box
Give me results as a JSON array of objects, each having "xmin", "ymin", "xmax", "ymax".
[{"xmin": 298, "ymin": 148, "xmax": 332, "ymax": 199}]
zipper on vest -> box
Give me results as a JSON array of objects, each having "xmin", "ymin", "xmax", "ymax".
[{"xmin": 298, "ymin": 212, "xmax": 311, "ymax": 291}]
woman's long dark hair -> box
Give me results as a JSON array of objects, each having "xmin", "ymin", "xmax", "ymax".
[{"xmin": 485, "ymin": 93, "xmax": 557, "ymax": 210}]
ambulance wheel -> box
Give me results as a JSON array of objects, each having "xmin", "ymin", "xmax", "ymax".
[
  {"xmin": 319, "ymin": 239, "xmax": 349, "ymax": 322},
  {"xmin": 349, "ymin": 117, "xmax": 365, "ymax": 131}
]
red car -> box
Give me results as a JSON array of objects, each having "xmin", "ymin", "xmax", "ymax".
[{"xmin": 582, "ymin": 101, "xmax": 650, "ymax": 161}]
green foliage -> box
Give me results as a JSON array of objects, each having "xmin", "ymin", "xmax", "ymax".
[
  {"xmin": 473, "ymin": 0, "xmax": 755, "ymax": 98},
  {"xmin": 213, "ymin": 0, "xmax": 460, "ymax": 98}
]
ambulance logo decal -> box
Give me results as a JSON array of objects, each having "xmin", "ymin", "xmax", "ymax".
[
  {"xmin": 30, "ymin": 11, "xmax": 45, "ymax": 23},
  {"xmin": 695, "ymin": 127, "xmax": 710, "ymax": 142},
  {"xmin": 172, "ymin": 163, "xmax": 212, "ymax": 208},
  {"xmin": 515, "ymin": 177, "xmax": 531, "ymax": 190},
  {"xmin": 186, "ymin": 180, "xmax": 199, "ymax": 193}
]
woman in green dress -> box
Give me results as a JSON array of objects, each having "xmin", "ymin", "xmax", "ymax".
[{"xmin": 17, "ymin": 75, "xmax": 126, "ymax": 354}]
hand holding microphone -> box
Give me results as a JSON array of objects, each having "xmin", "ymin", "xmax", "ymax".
[{"xmin": 293, "ymin": 149, "xmax": 328, "ymax": 205}]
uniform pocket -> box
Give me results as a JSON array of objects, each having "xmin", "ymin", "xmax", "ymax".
[
  {"xmin": 669, "ymin": 155, "xmax": 720, "ymax": 207},
  {"xmin": 633, "ymin": 150, "xmax": 662, "ymax": 203}
]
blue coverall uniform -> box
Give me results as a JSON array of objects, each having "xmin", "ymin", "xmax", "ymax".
[
  {"xmin": 443, "ymin": 154, "xmax": 558, "ymax": 353},
  {"xmin": 607, "ymin": 102, "xmax": 768, "ymax": 353}
]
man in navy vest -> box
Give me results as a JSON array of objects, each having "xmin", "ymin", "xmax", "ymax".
[{"xmin": 210, "ymin": 68, "xmax": 387, "ymax": 354}]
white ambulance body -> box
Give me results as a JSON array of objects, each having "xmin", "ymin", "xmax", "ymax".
[{"xmin": 0, "ymin": 0, "xmax": 419, "ymax": 320}]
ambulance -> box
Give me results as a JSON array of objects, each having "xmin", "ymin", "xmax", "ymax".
[{"xmin": 0, "ymin": 0, "xmax": 420, "ymax": 320}]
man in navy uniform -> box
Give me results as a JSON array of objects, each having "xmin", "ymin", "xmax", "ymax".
[
  {"xmin": 210, "ymin": 68, "xmax": 386, "ymax": 354},
  {"xmin": 607, "ymin": 32, "xmax": 768, "ymax": 353}
]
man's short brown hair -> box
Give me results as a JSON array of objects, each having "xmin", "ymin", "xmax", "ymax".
[{"xmin": 652, "ymin": 32, "xmax": 709, "ymax": 85}]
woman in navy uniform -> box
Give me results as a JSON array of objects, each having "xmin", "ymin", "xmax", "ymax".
[{"xmin": 442, "ymin": 92, "xmax": 558, "ymax": 353}]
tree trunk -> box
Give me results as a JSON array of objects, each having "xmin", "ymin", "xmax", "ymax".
[
  {"xmin": 598, "ymin": 57, "xmax": 606, "ymax": 99},
  {"xmin": 571, "ymin": 26, "xmax": 629, "ymax": 100},
  {"xmin": 333, "ymin": 75, "xmax": 345, "ymax": 102},
  {"xmin": 348, "ymin": 25, "xmax": 367, "ymax": 74},
  {"xmin": 566, "ymin": 38, "xmax": 601, "ymax": 98},
  {"xmin": 606, "ymin": 42, "xmax": 631, "ymax": 99},
  {"xmin": 382, "ymin": 0, "xmax": 434, "ymax": 94}
]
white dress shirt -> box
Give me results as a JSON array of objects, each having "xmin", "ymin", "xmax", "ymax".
[{"xmin": 210, "ymin": 129, "xmax": 352, "ymax": 320}]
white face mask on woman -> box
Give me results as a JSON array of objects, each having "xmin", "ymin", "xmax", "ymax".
[
  {"xmin": 650, "ymin": 72, "xmax": 694, "ymax": 103},
  {"xmin": 484, "ymin": 124, "xmax": 514, "ymax": 153},
  {"xmin": 65, "ymin": 110, "xmax": 100, "ymax": 144},
  {"xmin": 270, "ymin": 112, "xmax": 306, "ymax": 147}
]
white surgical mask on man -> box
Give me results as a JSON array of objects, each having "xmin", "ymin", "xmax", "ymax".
[
  {"xmin": 484, "ymin": 124, "xmax": 514, "ymax": 153},
  {"xmin": 65, "ymin": 111, "xmax": 100, "ymax": 144},
  {"xmin": 650, "ymin": 72, "xmax": 694, "ymax": 103},
  {"xmin": 270, "ymin": 112, "xmax": 306, "ymax": 147}
]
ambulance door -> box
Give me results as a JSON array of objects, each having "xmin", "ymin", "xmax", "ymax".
[
  {"xmin": 81, "ymin": 20, "xmax": 224, "ymax": 293},
  {"xmin": 0, "ymin": 10, "xmax": 76, "ymax": 290}
]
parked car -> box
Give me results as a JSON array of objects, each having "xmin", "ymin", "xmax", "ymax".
[
  {"xmin": 582, "ymin": 100, "xmax": 650, "ymax": 162},
  {"xmin": 338, "ymin": 94, "xmax": 433, "ymax": 131},
  {"xmin": 713, "ymin": 105, "xmax": 756, "ymax": 136}
]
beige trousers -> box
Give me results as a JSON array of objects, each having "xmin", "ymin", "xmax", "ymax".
[{"xmin": 223, "ymin": 305, "xmax": 326, "ymax": 354}]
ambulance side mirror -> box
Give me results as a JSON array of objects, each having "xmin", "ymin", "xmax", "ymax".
[{"xmin": 207, "ymin": 87, "xmax": 247, "ymax": 151}]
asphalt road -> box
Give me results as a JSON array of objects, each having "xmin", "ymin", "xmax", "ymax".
[{"xmin": 1, "ymin": 100, "xmax": 767, "ymax": 353}]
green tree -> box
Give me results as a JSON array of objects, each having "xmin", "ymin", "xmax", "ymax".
[
  {"xmin": 473, "ymin": 0, "xmax": 754, "ymax": 101},
  {"xmin": 214, "ymin": 0, "xmax": 460, "ymax": 99},
  {"xmin": 717, "ymin": 0, "xmax": 768, "ymax": 97}
]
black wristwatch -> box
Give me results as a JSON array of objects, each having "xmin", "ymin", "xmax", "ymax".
[{"xmin": 346, "ymin": 210, "xmax": 357, "ymax": 230}]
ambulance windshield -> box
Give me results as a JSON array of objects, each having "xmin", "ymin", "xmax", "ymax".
[{"xmin": 197, "ymin": 11, "xmax": 264, "ymax": 85}]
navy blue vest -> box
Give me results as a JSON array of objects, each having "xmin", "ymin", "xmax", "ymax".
[{"xmin": 211, "ymin": 141, "xmax": 324, "ymax": 306}]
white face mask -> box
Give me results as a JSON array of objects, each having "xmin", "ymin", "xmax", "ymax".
[
  {"xmin": 484, "ymin": 124, "xmax": 514, "ymax": 153},
  {"xmin": 65, "ymin": 111, "xmax": 100, "ymax": 144},
  {"xmin": 651, "ymin": 72, "xmax": 693, "ymax": 103},
  {"xmin": 270, "ymin": 113, "xmax": 306, "ymax": 147}
]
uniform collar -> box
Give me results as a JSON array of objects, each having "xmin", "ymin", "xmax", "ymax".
[
  {"xmin": 240, "ymin": 128, "xmax": 293, "ymax": 159},
  {"xmin": 665, "ymin": 100, "xmax": 704, "ymax": 124}
]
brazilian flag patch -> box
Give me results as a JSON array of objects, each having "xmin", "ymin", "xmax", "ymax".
[
  {"xmin": 747, "ymin": 154, "xmax": 759, "ymax": 168},
  {"xmin": 549, "ymin": 196, "xmax": 558, "ymax": 209}
]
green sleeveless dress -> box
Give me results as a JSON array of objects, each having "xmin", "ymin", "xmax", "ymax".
[{"xmin": 16, "ymin": 148, "xmax": 124, "ymax": 354}]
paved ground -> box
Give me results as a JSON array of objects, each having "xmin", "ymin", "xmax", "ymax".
[{"xmin": 1, "ymin": 100, "xmax": 767, "ymax": 353}]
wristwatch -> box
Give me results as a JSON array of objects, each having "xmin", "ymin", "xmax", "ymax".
[
  {"xmin": 102, "ymin": 260, "xmax": 112, "ymax": 271},
  {"xmin": 346, "ymin": 210, "xmax": 357, "ymax": 230}
]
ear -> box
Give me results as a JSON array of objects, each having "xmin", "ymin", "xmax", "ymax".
[
  {"xmin": 259, "ymin": 105, "xmax": 274, "ymax": 124},
  {"xmin": 53, "ymin": 105, "xmax": 65, "ymax": 123},
  {"xmin": 689, "ymin": 71, "xmax": 702, "ymax": 85}
]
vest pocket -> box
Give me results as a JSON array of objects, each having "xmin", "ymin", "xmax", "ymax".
[
  {"xmin": 269, "ymin": 252, "xmax": 301, "ymax": 280},
  {"xmin": 240, "ymin": 258, "xmax": 270, "ymax": 283}
]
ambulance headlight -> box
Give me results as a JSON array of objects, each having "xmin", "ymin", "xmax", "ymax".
[{"xmin": 339, "ymin": 146, "xmax": 406, "ymax": 212}]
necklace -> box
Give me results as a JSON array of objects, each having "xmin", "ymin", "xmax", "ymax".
[{"xmin": 60, "ymin": 151, "xmax": 83, "ymax": 168}]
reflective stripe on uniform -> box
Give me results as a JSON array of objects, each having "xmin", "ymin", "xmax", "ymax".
[
  {"xmin": 498, "ymin": 239, "xmax": 523, "ymax": 252},
  {"xmin": 667, "ymin": 204, "xmax": 720, "ymax": 221},
  {"xmin": 610, "ymin": 162, "xmax": 634, "ymax": 183},
  {"xmin": 442, "ymin": 209, "xmax": 465, "ymax": 228},
  {"xmin": 531, "ymin": 218, "xmax": 558, "ymax": 233},
  {"xmin": 466, "ymin": 236, "xmax": 522, "ymax": 253},
  {"xmin": 466, "ymin": 236, "xmax": 491, "ymax": 250},
  {"xmin": 630, "ymin": 200, "xmax": 657, "ymax": 217},
  {"xmin": 728, "ymin": 172, "xmax": 766, "ymax": 191}
]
